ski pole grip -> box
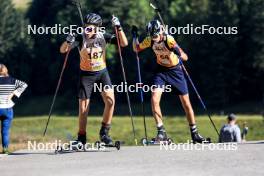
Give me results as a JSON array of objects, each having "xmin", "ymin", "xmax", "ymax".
[{"xmin": 150, "ymin": 3, "xmax": 161, "ymax": 12}]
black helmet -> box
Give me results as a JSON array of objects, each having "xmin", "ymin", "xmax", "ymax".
[
  {"xmin": 146, "ymin": 20, "xmax": 162, "ymax": 36},
  {"xmin": 85, "ymin": 13, "xmax": 102, "ymax": 26}
]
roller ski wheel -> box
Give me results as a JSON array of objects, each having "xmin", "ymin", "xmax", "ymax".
[
  {"xmin": 141, "ymin": 138, "xmax": 148, "ymax": 146},
  {"xmin": 115, "ymin": 141, "xmax": 121, "ymax": 150}
]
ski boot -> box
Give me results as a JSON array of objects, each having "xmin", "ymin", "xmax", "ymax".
[
  {"xmin": 146, "ymin": 126, "xmax": 173, "ymax": 145},
  {"xmin": 191, "ymin": 131, "xmax": 211, "ymax": 144},
  {"xmin": 155, "ymin": 126, "xmax": 168, "ymax": 141},
  {"xmin": 71, "ymin": 133, "xmax": 87, "ymax": 150},
  {"xmin": 99, "ymin": 124, "xmax": 113, "ymax": 145},
  {"xmin": 96, "ymin": 124, "xmax": 121, "ymax": 150}
]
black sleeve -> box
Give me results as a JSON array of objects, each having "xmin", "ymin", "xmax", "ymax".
[{"xmin": 104, "ymin": 33, "xmax": 117, "ymax": 45}]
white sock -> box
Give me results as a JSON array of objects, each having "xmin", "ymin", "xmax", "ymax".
[
  {"xmin": 190, "ymin": 124, "xmax": 197, "ymax": 133},
  {"xmin": 157, "ymin": 122, "xmax": 163, "ymax": 128}
]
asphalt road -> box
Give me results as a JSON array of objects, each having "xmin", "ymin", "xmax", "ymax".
[{"xmin": 0, "ymin": 141, "xmax": 263, "ymax": 176}]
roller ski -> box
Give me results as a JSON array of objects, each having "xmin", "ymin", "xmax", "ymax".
[{"xmin": 141, "ymin": 126, "xmax": 173, "ymax": 145}]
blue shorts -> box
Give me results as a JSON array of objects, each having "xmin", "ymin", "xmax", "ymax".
[{"xmin": 153, "ymin": 65, "xmax": 188, "ymax": 95}]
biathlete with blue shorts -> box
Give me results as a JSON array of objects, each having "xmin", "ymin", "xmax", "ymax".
[{"xmin": 132, "ymin": 20, "xmax": 206, "ymax": 143}]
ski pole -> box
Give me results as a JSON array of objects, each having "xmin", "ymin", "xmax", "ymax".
[
  {"xmin": 44, "ymin": 0, "xmax": 82, "ymax": 137},
  {"xmin": 133, "ymin": 36, "xmax": 148, "ymax": 144},
  {"xmin": 43, "ymin": 49, "xmax": 71, "ymax": 136},
  {"xmin": 113, "ymin": 17, "xmax": 137, "ymax": 145},
  {"xmin": 71, "ymin": 0, "xmax": 84, "ymax": 26},
  {"xmin": 149, "ymin": 2, "xmax": 165, "ymax": 26},
  {"xmin": 71, "ymin": 0, "xmax": 85, "ymax": 55},
  {"xmin": 149, "ymin": 0, "xmax": 220, "ymax": 137}
]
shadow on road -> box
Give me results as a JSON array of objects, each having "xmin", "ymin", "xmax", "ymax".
[
  {"xmin": 239, "ymin": 141, "xmax": 264, "ymax": 145},
  {"xmin": 9, "ymin": 150, "xmax": 112, "ymax": 156}
]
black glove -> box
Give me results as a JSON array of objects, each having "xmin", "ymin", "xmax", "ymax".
[
  {"xmin": 131, "ymin": 25, "xmax": 138, "ymax": 38},
  {"xmin": 66, "ymin": 33, "xmax": 76, "ymax": 44}
]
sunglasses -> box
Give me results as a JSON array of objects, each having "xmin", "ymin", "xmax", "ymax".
[
  {"xmin": 151, "ymin": 34, "xmax": 159, "ymax": 39},
  {"xmin": 84, "ymin": 26, "xmax": 95, "ymax": 33}
]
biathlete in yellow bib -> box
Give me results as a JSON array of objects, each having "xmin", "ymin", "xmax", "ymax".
[
  {"xmin": 132, "ymin": 20, "xmax": 207, "ymax": 143},
  {"xmin": 60, "ymin": 13, "xmax": 128, "ymax": 145}
]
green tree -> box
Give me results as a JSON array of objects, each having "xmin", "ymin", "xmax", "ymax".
[
  {"xmin": 234, "ymin": 0, "xmax": 264, "ymax": 102},
  {"xmin": 0, "ymin": 0, "xmax": 33, "ymax": 84},
  {"xmin": 0, "ymin": 0, "xmax": 22, "ymax": 59}
]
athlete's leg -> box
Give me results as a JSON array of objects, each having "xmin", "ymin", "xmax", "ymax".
[
  {"xmin": 151, "ymin": 88, "xmax": 163, "ymax": 126},
  {"xmin": 151, "ymin": 70, "xmax": 168, "ymax": 141},
  {"xmin": 101, "ymin": 89, "xmax": 115, "ymax": 125},
  {"xmin": 99, "ymin": 71, "xmax": 115, "ymax": 144},
  {"xmin": 179, "ymin": 94, "xmax": 195, "ymax": 125},
  {"xmin": 76, "ymin": 73, "xmax": 96, "ymax": 144},
  {"xmin": 99, "ymin": 89, "xmax": 115, "ymax": 144},
  {"xmin": 78, "ymin": 99, "xmax": 90, "ymax": 134},
  {"xmin": 151, "ymin": 88, "xmax": 168, "ymax": 140},
  {"xmin": 179, "ymin": 94, "xmax": 206, "ymax": 143}
]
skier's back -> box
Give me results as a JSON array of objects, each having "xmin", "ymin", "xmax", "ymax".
[{"xmin": 219, "ymin": 114, "xmax": 241, "ymax": 143}]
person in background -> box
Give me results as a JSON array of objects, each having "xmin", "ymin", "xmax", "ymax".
[
  {"xmin": 219, "ymin": 113, "xmax": 241, "ymax": 143},
  {"xmin": 0, "ymin": 64, "xmax": 28, "ymax": 154},
  {"xmin": 241, "ymin": 122, "xmax": 249, "ymax": 142}
]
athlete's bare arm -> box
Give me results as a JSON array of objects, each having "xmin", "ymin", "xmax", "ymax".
[
  {"xmin": 173, "ymin": 39, "xmax": 188, "ymax": 61},
  {"xmin": 179, "ymin": 48, "xmax": 188, "ymax": 61},
  {"xmin": 118, "ymin": 30, "xmax": 128, "ymax": 47}
]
